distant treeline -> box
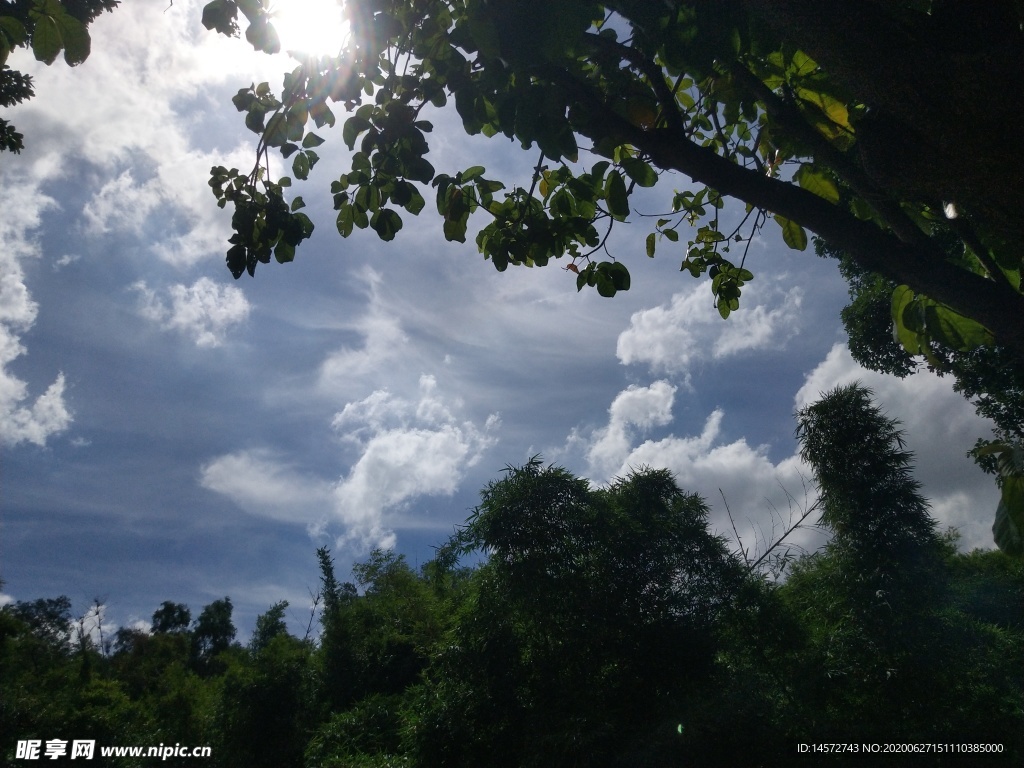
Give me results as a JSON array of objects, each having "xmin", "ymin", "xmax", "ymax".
[{"xmin": 3, "ymin": 385, "xmax": 1023, "ymax": 766}]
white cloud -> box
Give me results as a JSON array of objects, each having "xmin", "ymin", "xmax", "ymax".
[
  {"xmin": 203, "ymin": 375, "xmax": 500, "ymax": 551},
  {"xmin": 200, "ymin": 449, "xmax": 334, "ymax": 529},
  {"xmin": 319, "ymin": 269, "xmax": 409, "ymax": 387},
  {"xmin": 6, "ymin": 0, "xmax": 281, "ymax": 269},
  {"xmin": 54, "ymin": 253, "xmax": 81, "ymax": 270},
  {"xmin": 586, "ymin": 380, "xmax": 677, "ymax": 478},
  {"xmin": 0, "ymin": 181, "xmax": 73, "ymax": 447},
  {"xmin": 569, "ymin": 342, "xmax": 1001, "ymax": 562},
  {"xmin": 577, "ymin": 391, "xmax": 819, "ymax": 553},
  {"xmin": 83, "ymin": 169, "xmax": 162, "ymax": 235},
  {"xmin": 2, "ymin": 374, "xmax": 73, "ymax": 448},
  {"xmin": 616, "ymin": 279, "xmax": 803, "ymax": 379},
  {"xmin": 133, "ymin": 277, "xmax": 251, "ymax": 347},
  {"xmin": 331, "ymin": 375, "xmax": 500, "ymax": 551}
]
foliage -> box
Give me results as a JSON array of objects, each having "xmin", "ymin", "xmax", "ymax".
[
  {"xmin": 152, "ymin": 601, "xmax": 192, "ymax": 634},
  {"xmin": 413, "ymin": 460, "xmax": 750, "ymax": 766},
  {"xmin": 219, "ymin": 633, "xmax": 314, "ymax": 768},
  {"xmin": 191, "ymin": 596, "xmax": 237, "ymax": 674},
  {"xmin": 3, "ymin": 418, "xmax": 1024, "ymax": 764},
  {"xmin": 785, "ymin": 383, "xmax": 1024, "ymax": 747},
  {"xmin": 249, "ymin": 600, "xmax": 289, "ymax": 653},
  {"xmin": 817, "ymin": 239, "xmax": 1024, "ymax": 554},
  {"xmin": 204, "ymin": 0, "xmax": 1024, "ymax": 361},
  {"xmin": 0, "ymin": 0, "xmax": 118, "ymax": 152}
]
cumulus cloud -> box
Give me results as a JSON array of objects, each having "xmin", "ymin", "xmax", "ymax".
[
  {"xmin": 585, "ymin": 380, "xmax": 677, "ymax": 478},
  {"xmin": 331, "ymin": 375, "xmax": 500, "ymax": 551},
  {"xmin": 568, "ymin": 342, "xmax": 1001, "ymax": 561},
  {"xmin": 82, "ymin": 169, "xmax": 163, "ymax": 236},
  {"xmin": 574, "ymin": 391, "xmax": 819, "ymax": 557},
  {"xmin": 133, "ymin": 277, "xmax": 251, "ymax": 347},
  {"xmin": 5, "ymin": 1, "xmax": 285, "ymax": 270},
  {"xmin": 616, "ymin": 279, "xmax": 803, "ymax": 379},
  {"xmin": 200, "ymin": 449, "xmax": 334, "ymax": 529},
  {"xmin": 0, "ymin": 181, "xmax": 73, "ymax": 447},
  {"xmin": 203, "ymin": 375, "xmax": 500, "ymax": 551}
]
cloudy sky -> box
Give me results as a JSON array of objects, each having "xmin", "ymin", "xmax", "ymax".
[{"xmin": 0, "ymin": 1, "xmax": 1001, "ymax": 638}]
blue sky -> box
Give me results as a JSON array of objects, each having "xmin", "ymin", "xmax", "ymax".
[{"xmin": 0, "ymin": 1, "xmax": 1002, "ymax": 639}]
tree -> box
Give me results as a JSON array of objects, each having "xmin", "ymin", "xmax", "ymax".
[
  {"xmin": 152, "ymin": 600, "xmax": 192, "ymax": 634},
  {"xmin": 249, "ymin": 600, "xmax": 289, "ymax": 653},
  {"xmin": 0, "ymin": 0, "xmax": 119, "ymax": 152},
  {"xmin": 220, "ymin": 628, "xmax": 313, "ymax": 768},
  {"xmin": 191, "ymin": 596, "xmax": 236, "ymax": 673},
  {"xmin": 818, "ymin": 238, "xmax": 1024, "ymax": 554},
  {"xmin": 203, "ymin": 0, "xmax": 1024, "ymax": 364},
  {"xmin": 413, "ymin": 459, "xmax": 750, "ymax": 766},
  {"xmin": 783, "ymin": 384, "xmax": 1024, "ymax": 747}
]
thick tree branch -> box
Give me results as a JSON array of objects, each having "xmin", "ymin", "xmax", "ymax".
[
  {"xmin": 581, "ymin": 98, "xmax": 1024, "ymax": 359},
  {"xmin": 726, "ymin": 62, "xmax": 929, "ymax": 249}
]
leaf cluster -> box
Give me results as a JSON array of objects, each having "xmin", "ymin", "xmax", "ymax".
[{"xmin": 0, "ymin": 0, "xmax": 115, "ymax": 152}]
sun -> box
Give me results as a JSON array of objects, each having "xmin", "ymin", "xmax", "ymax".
[{"xmin": 271, "ymin": 0, "xmax": 351, "ymax": 57}]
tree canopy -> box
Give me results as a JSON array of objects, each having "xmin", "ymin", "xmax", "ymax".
[
  {"xmin": 5, "ymin": 415, "xmax": 1023, "ymax": 765},
  {"xmin": 203, "ymin": 0, "xmax": 1024, "ymax": 365}
]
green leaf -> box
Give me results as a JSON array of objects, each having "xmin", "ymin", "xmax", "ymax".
[
  {"xmin": 336, "ymin": 203, "xmax": 355, "ymax": 237},
  {"xmin": 774, "ymin": 215, "xmax": 807, "ymax": 250},
  {"xmin": 891, "ymin": 285, "xmax": 921, "ymax": 354},
  {"xmin": 621, "ymin": 157, "xmax": 658, "ymax": 187},
  {"xmin": 264, "ymin": 113, "xmax": 289, "ymax": 147},
  {"xmin": 290, "ymin": 196, "xmax": 305, "ymax": 212},
  {"xmin": 342, "ymin": 116, "xmax": 371, "ymax": 150},
  {"xmin": 794, "ymin": 164, "xmax": 839, "ymax": 204},
  {"xmin": 31, "ymin": 14, "xmax": 61, "ymax": 65},
  {"xmin": 605, "ymin": 170, "xmax": 629, "ymax": 219},
  {"xmin": 646, "ymin": 232, "xmax": 656, "ymax": 257},
  {"xmin": 370, "ymin": 208, "xmax": 403, "ymax": 241},
  {"xmin": 405, "ymin": 156, "xmax": 435, "ymax": 184},
  {"xmin": 607, "ymin": 262, "xmax": 630, "ymax": 291},
  {"xmin": 0, "ymin": 15, "xmax": 27, "ymax": 45},
  {"xmin": 274, "ymin": 239, "xmax": 295, "ymax": 264},
  {"xmin": 443, "ymin": 216, "xmax": 468, "ymax": 243},
  {"xmin": 0, "ymin": 15, "xmax": 25, "ymax": 66},
  {"xmin": 292, "ymin": 152, "xmax": 310, "ymax": 180},
  {"xmin": 302, "ymin": 132, "xmax": 325, "ymax": 148},
  {"xmin": 926, "ymin": 305, "xmax": 995, "ymax": 351},
  {"xmin": 993, "ymin": 475, "xmax": 1024, "ymax": 556},
  {"xmin": 795, "ymin": 87, "xmax": 851, "ymax": 131},
  {"xmin": 245, "ymin": 17, "xmax": 280, "ymax": 54},
  {"xmin": 202, "ymin": 0, "xmax": 239, "ymax": 36},
  {"xmin": 54, "ymin": 12, "xmax": 88, "ymax": 65},
  {"xmin": 596, "ymin": 273, "xmax": 616, "ymax": 297}
]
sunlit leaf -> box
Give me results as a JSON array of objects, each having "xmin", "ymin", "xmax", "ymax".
[
  {"xmin": 795, "ymin": 164, "xmax": 840, "ymax": 204},
  {"xmin": 774, "ymin": 215, "xmax": 807, "ymax": 250}
]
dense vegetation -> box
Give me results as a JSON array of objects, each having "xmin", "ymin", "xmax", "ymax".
[{"xmin": 3, "ymin": 385, "xmax": 1023, "ymax": 766}]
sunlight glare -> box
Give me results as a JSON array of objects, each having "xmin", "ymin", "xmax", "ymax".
[{"xmin": 272, "ymin": 0, "xmax": 350, "ymax": 57}]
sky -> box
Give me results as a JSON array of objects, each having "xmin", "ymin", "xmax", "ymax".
[{"xmin": 0, "ymin": 1, "xmax": 1003, "ymax": 640}]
